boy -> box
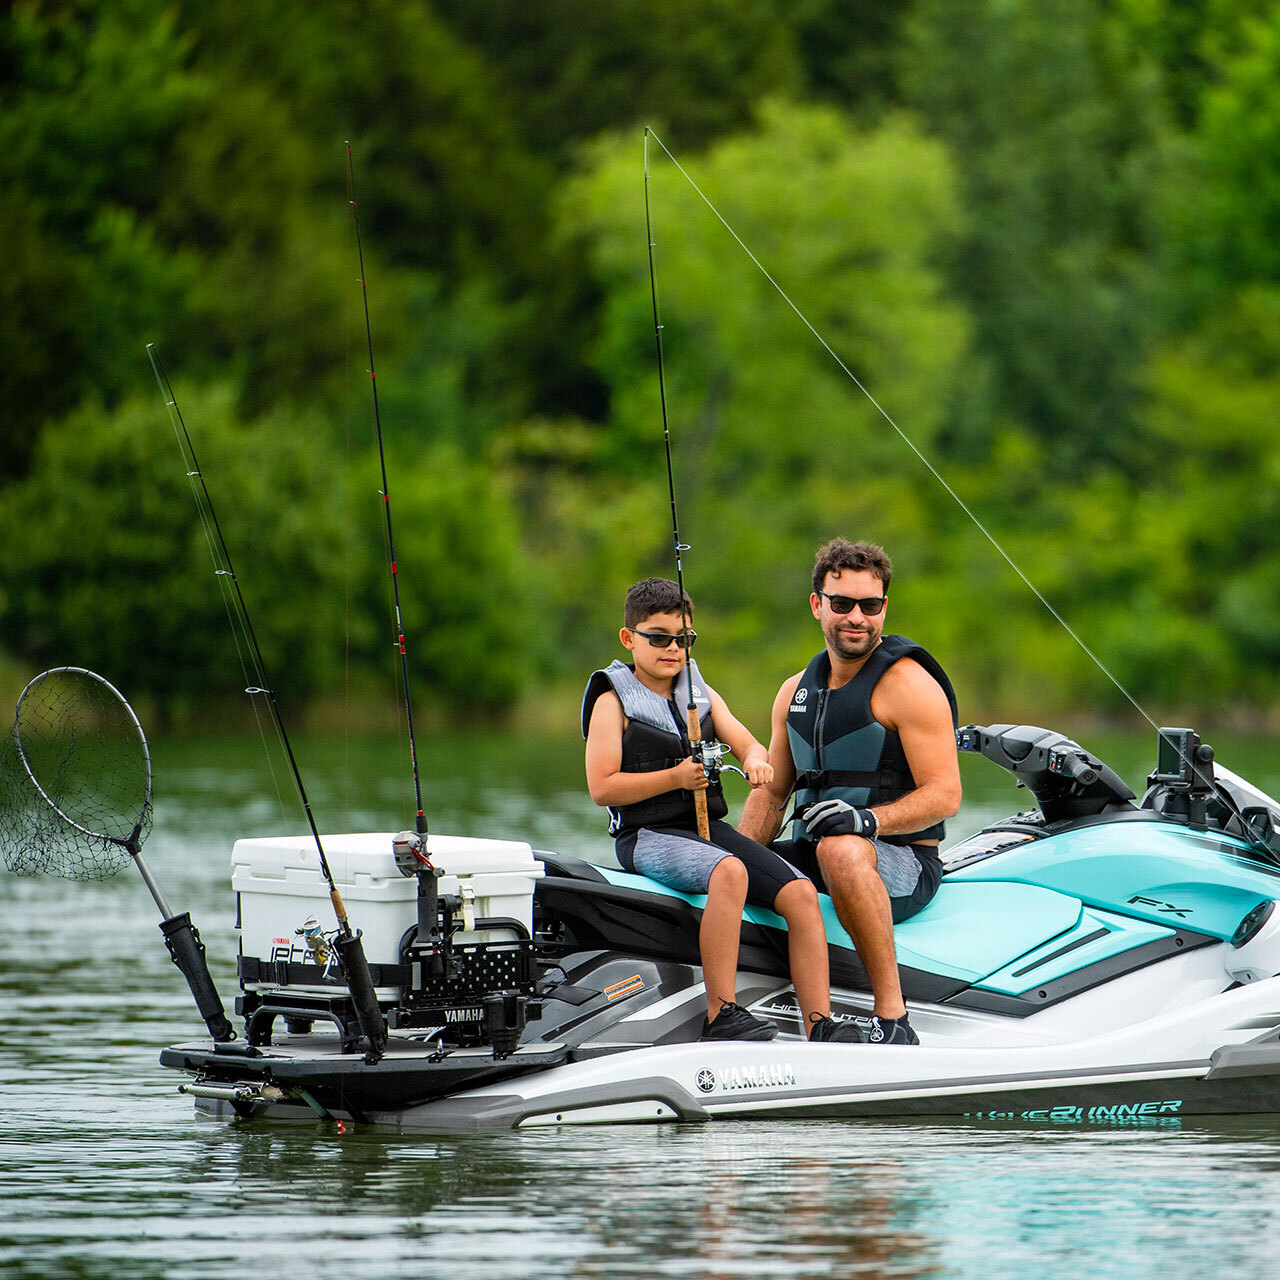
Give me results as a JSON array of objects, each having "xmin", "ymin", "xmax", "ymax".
[{"xmin": 582, "ymin": 577, "xmax": 861, "ymax": 1042}]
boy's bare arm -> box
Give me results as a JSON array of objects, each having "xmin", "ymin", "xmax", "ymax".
[
  {"xmin": 584, "ymin": 691, "xmax": 707, "ymax": 807},
  {"xmin": 737, "ymin": 676, "xmax": 801, "ymax": 845},
  {"xmin": 705, "ymin": 688, "xmax": 772, "ymax": 786}
]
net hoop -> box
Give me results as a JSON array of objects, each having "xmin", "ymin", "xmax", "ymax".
[{"xmin": 12, "ymin": 666, "xmax": 153, "ymax": 852}]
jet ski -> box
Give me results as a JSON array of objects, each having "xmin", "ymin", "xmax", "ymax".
[{"xmin": 160, "ymin": 721, "xmax": 1280, "ymax": 1129}]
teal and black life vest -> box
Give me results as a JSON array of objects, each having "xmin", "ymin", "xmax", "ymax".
[
  {"xmin": 581, "ymin": 659, "xmax": 728, "ymax": 837},
  {"xmin": 786, "ymin": 635, "xmax": 958, "ymax": 845}
]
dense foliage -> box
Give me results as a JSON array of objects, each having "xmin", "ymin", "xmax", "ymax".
[{"xmin": 3, "ymin": 0, "xmax": 1280, "ymax": 728}]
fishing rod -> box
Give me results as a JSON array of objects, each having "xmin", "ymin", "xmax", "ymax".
[
  {"xmin": 644, "ymin": 127, "xmax": 710, "ymax": 840},
  {"xmin": 147, "ymin": 344, "xmax": 388, "ymax": 1062},
  {"xmin": 640, "ymin": 128, "xmax": 1271, "ymax": 852},
  {"xmin": 346, "ymin": 141, "xmax": 428, "ymax": 841}
]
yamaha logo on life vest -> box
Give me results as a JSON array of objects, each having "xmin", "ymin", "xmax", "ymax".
[{"xmin": 789, "ymin": 687, "xmax": 809, "ymax": 714}]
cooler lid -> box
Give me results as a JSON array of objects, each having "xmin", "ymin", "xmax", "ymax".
[{"xmin": 231, "ymin": 831, "xmax": 541, "ymax": 883}]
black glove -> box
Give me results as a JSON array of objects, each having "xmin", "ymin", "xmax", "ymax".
[{"xmin": 803, "ymin": 798, "xmax": 879, "ymax": 840}]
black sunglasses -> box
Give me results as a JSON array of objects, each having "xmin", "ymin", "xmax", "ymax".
[
  {"xmin": 816, "ymin": 590, "xmax": 887, "ymax": 616},
  {"xmin": 630, "ymin": 628, "xmax": 697, "ymax": 650}
]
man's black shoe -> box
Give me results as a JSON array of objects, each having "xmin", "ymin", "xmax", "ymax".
[
  {"xmin": 866, "ymin": 1014, "xmax": 919, "ymax": 1045},
  {"xmin": 807, "ymin": 1013, "xmax": 866, "ymax": 1043},
  {"xmin": 700, "ymin": 1001, "xmax": 778, "ymax": 1041}
]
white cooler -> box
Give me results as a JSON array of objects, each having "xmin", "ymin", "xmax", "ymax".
[{"xmin": 232, "ymin": 832, "xmax": 544, "ymax": 999}]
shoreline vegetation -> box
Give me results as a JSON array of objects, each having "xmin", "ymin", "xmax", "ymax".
[
  {"xmin": 6, "ymin": 4, "xmax": 1280, "ymax": 730},
  {"xmin": 7, "ymin": 655, "xmax": 1278, "ymax": 744}
]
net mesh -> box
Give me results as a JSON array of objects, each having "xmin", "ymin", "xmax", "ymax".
[{"xmin": 0, "ymin": 669, "xmax": 152, "ymax": 880}]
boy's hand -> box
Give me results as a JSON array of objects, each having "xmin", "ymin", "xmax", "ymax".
[
  {"xmin": 672, "ymin": 756, "xmax": 709, "ymax": 791},
  {"xmin": 742, "ymin": 754, "xmax": 774, "ymax": 788}
]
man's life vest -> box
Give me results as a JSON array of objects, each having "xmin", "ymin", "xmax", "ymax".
[
  {"xmin": 786, "ymin": 635, "xmax": 958, "ymax": 845},
  {"xmin": 581, "ymin": 659, "xmax": 728, "ymax": 837}
]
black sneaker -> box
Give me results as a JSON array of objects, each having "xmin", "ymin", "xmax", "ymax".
[
  {"xmin": 866, "ymin": 1015, "xmax": 919, "ymax": 1045},
  {"xmin": 807, "ymin": 1013, "xmax": 866, "ymax": 1043},
  {"xmin": 700, "ymin": 1001, "xmax": 778, "ymax": 1041}
]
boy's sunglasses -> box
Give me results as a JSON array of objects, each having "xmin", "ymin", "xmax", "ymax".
[
  {"xmin": 816, "ymin": 590, "xmax": 887, "ymax": 616},
  {"xmin": 629, "ymin": 628, "xmax": 697, "ymax": 650}
]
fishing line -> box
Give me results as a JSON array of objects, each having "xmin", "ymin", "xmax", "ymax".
[
  {"xmin": 643, "ymin": 129, "xmax": 1160, "ymax": 731},
  {"xmin": 642, "ymin": 128, "xmax": 1258, "ymax": 828},
  {"xmin": 346, "ymin": 142, "xmax": 429, "ymax": 839}
]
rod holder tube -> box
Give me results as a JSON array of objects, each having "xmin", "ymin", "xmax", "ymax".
[
  {"xmin": 334, "ymin": 930, "xmax": 388, "ymax": 1062},
  {"xmin": 417, "ymin": 867, "xmax": 442, "ymax": 944},
  {"xmin": 159, "ymin": 912, "xmax": 235, "ymax": 1042}
]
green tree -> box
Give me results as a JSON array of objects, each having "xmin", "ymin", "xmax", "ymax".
[
  {"xmin": 0, "ymin": 387, "xmax": 348, "ymax": 716},
  {"xmin": 784, "ymin": 0, "xmax": 912, "ymax": 116},
  {"xmin": 433, "ymin": 0, "xmax": 802, "ymax": 158},
  {"xmin": 171, "ymin": 0, "xmax": 571, "ymax": 424},
  {"xmin": 0, "ymin": 0, "xmax": 199, "ymax": 476},
  {"xmin": 901, "ymin": 0, "xmax": 1168, "ymax": 466},
  {"xmin": 345, "ymin": 440, "xmax": 548, "ymax": 716},
  {"xmin": 552, "ymin": 102, "xmax": 972, "ymax": 677},
  {"xmin": 0, "ymin": 387, "xmax": 544, "ymax": 719}
]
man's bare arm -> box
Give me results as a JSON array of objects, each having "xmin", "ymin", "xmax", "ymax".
[
  {"xmin": 737, "ymin": 676, "xmax": 801, "ymax": 844},
  {"xmin": 867, "ymin": 659, "xmax": 961, "ymax": 838}
]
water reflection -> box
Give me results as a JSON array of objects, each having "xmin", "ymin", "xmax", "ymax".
[
  {"xmin": 5, "ymin": 730, "xmax": 1280, "ymax": 1280},
  {"xmin": 13, "ymin": 1112, "xmax": 1280, "ymax": 1280}
]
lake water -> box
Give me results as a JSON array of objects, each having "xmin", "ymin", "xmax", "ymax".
[{"xmin": 4, "ymin": 729, "xmax": 1280, "ymax": 1279}]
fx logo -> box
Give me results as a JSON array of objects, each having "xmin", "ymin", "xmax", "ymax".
[{"xmin": 1128, "ymin": 894, "xmax": 1191, "ymax": 918}]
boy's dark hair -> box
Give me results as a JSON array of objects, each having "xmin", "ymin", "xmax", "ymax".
[
  {"xmin": 624, "ymin": 577, "xmax": 693, "ymax": 629},
  {"xmin": 812, "ymin": 538, "xmax": 892, "ymax": 593}
]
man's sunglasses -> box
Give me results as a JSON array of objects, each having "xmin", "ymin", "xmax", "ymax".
[
  {"xmin": 816, "ymin": 590, "xmax": 887, "ymax": 616},
  {"xmin": 629, "ymin": 628, "xmax": 698, "ymax": 649}
]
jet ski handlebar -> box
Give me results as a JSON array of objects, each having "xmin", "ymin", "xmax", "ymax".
[
  {"xmin": 957, "ymin": 723, "xmax": 1136, "ymax": 824},
  {"xmin": 959, "ymin": 722, "xmax": 1280, "ymax": 861}
]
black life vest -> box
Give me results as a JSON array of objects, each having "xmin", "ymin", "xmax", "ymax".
[
  {"xmin": 786, "ymin": 635, "xmax": 958, "ymax": 845},
  {"xmin": 581, "ymin": 659, "xmax": 728, "ymax": 837}
]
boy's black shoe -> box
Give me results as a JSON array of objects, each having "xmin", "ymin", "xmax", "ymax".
[
  {"xmin": 700, "ymin": 1001, "xmax": 778, "ymax": 1041},
  {"xmin": 866, "ymin": 1014, "xmax": 919, "ymax": 1045},
  {"xmin": 807, "ymin": 1013, "xmax": 866, "ymax": 1044}
]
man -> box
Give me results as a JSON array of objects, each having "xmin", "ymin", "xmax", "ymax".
[{"xmin": 739, "ymin": 538, "xmax": 961, "ymax": 1045}]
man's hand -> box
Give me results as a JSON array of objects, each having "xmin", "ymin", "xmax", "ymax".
[{"xmin": 803, "ymin": 798, "xmax": 879, "ymax": 840}]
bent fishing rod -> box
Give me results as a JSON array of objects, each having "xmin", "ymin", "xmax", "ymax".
[
  {"xmin": 147, "ymin": 344, "xmax": 388, "ymax": 1061},
  {"xmin": 644, "ymin": 127, "xmax": 711, "ymax": 840},
  {"xmin": 346, "ymin": 141, "xmax": 429, "ymax": 841},
  {"xmin": 641, "ymin": 127, "xmax": 1267, "ymax": 848}
]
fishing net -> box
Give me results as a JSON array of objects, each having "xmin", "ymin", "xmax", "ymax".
[{"xmin": 0, "ymin": 668, "xmax": 152, "ymax": 880}]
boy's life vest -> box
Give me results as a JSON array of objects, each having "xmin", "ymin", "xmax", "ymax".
[
  {"xmin": 581, "ymin": 659, "xmax": 728, "ymax": 837},
  {"xmin": 787, "ymin": 635, "xmax": 958, "ymax": 845}
]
